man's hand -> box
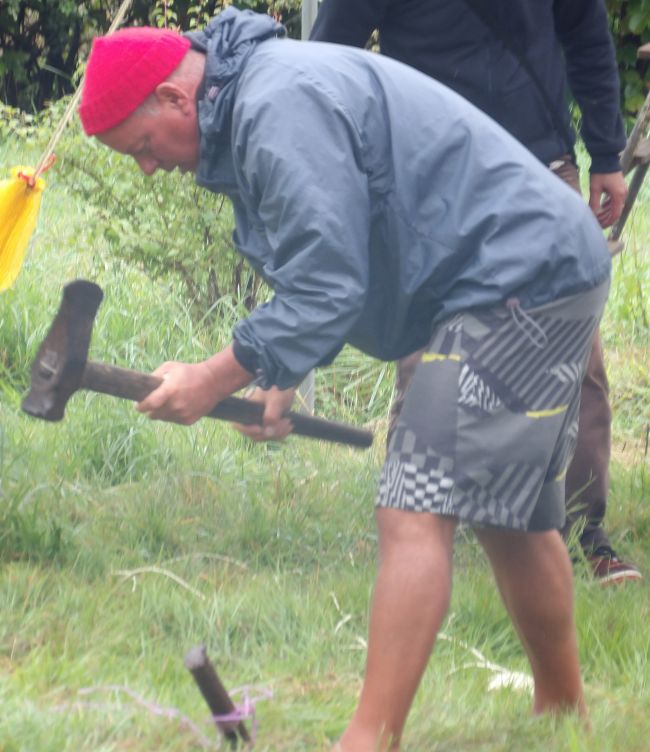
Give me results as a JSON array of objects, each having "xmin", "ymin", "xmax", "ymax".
[
  {"xmin": 588, "ymin": 171, "xmax": 627, "ymax": 228},
  {"xmin": 136, "ymin": 344, "xmax": 254, "ymax": 425},
  {"xmin": 136, "ymin": 361, "xmax": 225, "ymax": 425},
  {"xmin": 233, "ymin": 385, "xmax": 296, "ymax": 442}
]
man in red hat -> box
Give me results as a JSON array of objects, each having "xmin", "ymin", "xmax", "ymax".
[
  {"xmin": 80, "ymin": 27, "xmax": 203, "ymax": 176},
  {"xmin": 80, "ymin": 9, "xmax": 611, "ymax": 750}
]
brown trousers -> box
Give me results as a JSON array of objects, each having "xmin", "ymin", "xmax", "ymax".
[
  {"xmin": 552, "ymin": 158, "xmax": 611, "ymax": 552},
  {"xmin": 392, "ymin": 157, "xmax": 611, "ymax": 552}
]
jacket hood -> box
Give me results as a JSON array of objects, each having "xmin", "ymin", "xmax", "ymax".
[
  {"xmin": 185, "ymin": 7, "xmax": 285, "ymax": 89},
  {"xmin": 187, "ymin": 8, "xmax": 285, "ymax": 190}
]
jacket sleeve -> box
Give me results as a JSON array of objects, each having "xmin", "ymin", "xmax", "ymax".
[
  {"xmin": 553, "ymin": 0, "xmax": 627, "ymax": 173},
  {"xmin": 230, "ymin": 75, "xmax": 371, "ymax": 389},
  {"xmin": 309, "ymin": 0, "xmax": 389, "ymax": 46}
]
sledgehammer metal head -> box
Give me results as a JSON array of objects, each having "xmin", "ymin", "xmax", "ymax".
[{"xmin": 21, "ymin": 280, "xmax": 103, "ymax": 421}]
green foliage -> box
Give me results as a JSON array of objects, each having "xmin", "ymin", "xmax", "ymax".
[
  {"xmin": 53, "ymin": 111, "xmax": 265, "ymax": 321},
  {"xmin": 0, "ymin": 433, "xmax": 66, "ymax": 563},
  {"xmin": 2, "ymin": 98, "xmax": 265, "ymax": 325},
  {"xmin": 606, "ymin": 0, "xmax": 650, "ymax": 117},
  {"xmin": 0, "ymin": 101, "xmax": 37, "ymax": 143},
  {"xmin": 600, "ymin": 178, "xmax": 650, "ymax": 438},
  {"xmin": 315, "ymin": 346, "xmax": 395, "ymax": 427},
  {"xmin": 0, "ymin": 1, "xmax": 109, "ymax": 111},
  {"xmin": 602, "ymin": 261, "xmax": 650, "ymax": 437},
  {"xmin": 150, "ymin": 0, "xmax": 301, "ymax": 35},
  {"xmin": 0, "ymin": 1, "xmax": 302, "ymax": 113},
  {"xmin": 0, "ymin": 437, "xmax": 649, "ymax": 749}
]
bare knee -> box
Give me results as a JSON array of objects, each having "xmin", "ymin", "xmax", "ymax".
[{"xmin": 376, "ymin": 508, "xmax": 456, "ymax": 563}]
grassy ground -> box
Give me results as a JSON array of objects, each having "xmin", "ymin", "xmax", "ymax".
[{"xmin": 1, "ymin": 137, "xmax": 649, "ymax": 751}]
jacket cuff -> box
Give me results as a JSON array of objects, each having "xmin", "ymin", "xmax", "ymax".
[
  {"xmin": 590, "ymin": 153, "xmax": 623, "ymax": 174},
  {"xmin": 232, "ymin": 338, "xmax": 260, "ymax": 376}
]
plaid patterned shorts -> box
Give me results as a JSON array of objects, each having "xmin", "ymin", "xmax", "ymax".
[{"xmin": 376, "ymin": 282, "xmax": 609, "ymax": 532}]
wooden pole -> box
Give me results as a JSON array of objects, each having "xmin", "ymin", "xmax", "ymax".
[
  {"xmin": 301, "ymin": 0, "xmax": 319, "ymax": 40},
  {"xmin": 297, "ymin": 0, "xmax": 321, "ymax": 414},
  {"xmin": 184, "ymin": 645, "xmax": 251, "ymax": 747},
  {"xmin": 609, "ymin": 43, "xmax": 650, "ymax": 242}
]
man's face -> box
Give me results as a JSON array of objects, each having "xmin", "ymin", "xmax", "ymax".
[{"xmin": 97, "ymin": 84, "xmax": 200, "ymax": 176}]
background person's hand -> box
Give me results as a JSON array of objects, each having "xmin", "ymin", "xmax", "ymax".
[
  {"xmin": 589, "ymin": 171, "xmax": 627, "ymax": 228},
  {"xmin": 233, "ymin": 385, "xmax": 296, "ymax": 441}
]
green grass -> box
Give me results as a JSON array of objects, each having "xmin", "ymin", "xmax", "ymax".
[{"xmin": 1, "ymin": 135, "xmax": 649, "ymax": 751}]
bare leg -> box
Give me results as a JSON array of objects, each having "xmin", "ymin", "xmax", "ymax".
[
  {"xmin": 337, "ymin": 509, "xmax": 457, "ymax": 752},
  {"xmin": 474, "ymin": 527, "xmax": 587, "ymax": 716}
]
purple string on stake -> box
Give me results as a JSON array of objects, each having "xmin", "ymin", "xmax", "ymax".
[
  {"xmin": 55, "ymin": 684, "xmax": 272, "ymax": 749},
  {"xmin": 211, "ymin": 686, "xmax": 274, "ymax": 744},
  {"xmin": 77, "ymin": 685, "xmax": 218, "ymax": 749}
]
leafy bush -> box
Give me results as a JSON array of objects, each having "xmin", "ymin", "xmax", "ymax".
[
  {"xmin": 2, "ymin": 95, "xmax": 267, "ymax": 327},
  {"xmin": 0, "ymin": 1, "xmax": 301, "ymax": 113},
  {"xmin": 606, "ymin": 0, "xmax": 650, "ymax": 117},
  {"xmin": 151, "ymin": 0, "xmax": 302, "ymax": 34},
  {"xmin": 61, "ymin": 128, "xmax": 266, "ymax": 323},
  {"xmin": 0, "ymin": 96, "xmax": 265, "ymax": 323}
]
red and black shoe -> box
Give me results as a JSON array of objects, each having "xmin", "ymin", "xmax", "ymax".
[{"xmin": 586, "ymin": 545, "xmax": 643, "ymax": 586}]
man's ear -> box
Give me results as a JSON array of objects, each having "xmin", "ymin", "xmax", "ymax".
[{"xmin": 154, "ymin": 82, "xmax": 192, "ymax": 114}]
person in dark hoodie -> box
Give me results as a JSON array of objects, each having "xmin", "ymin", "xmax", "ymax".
[
  {"xmin": 79, "ymin": 9, "xmax": 609, "ymax": 751},
  {"xmin": 309, "ymin": 0, "xmax": 642, "ymax": 585}
]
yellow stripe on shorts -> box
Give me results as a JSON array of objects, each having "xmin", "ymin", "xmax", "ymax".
[
  {"xmin": 422, "ymin": 352, "xmax": 461, "ymax": 363},
  {"xmin": 525, "ymin": 404, "xmax": 568, "ymax": 419}
]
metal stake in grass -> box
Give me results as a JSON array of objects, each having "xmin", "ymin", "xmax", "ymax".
[{"xmin": 184, "ymin": 644, "xmax": 251, "ymax": 748}]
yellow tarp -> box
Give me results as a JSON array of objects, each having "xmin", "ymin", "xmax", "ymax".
[{"xmin": 0, "ymin": 166, "xmax": 45, "ymax": 292}]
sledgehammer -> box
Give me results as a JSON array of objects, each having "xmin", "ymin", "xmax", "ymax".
[{"xmin": 21, "ymin": 280, "xmax": 373, "ymax": 448}]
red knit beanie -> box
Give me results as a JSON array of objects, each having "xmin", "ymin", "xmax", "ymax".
[{"xmin": 79, "ymin": 27, "xmax": 191, "ymax": 136}]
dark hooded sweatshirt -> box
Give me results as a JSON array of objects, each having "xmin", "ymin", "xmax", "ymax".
[{"xmin": 310, "ymin": 0, "xmax": 626, "ymax": 173}]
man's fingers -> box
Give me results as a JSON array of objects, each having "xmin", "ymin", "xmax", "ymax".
[
  {"xmin": 607, "ymin": 192, "xmax": 626, "ymax": 224},
  {"xmin": 136, "ymin": 362, "xmax": 175, "ymax": 412},
  {"xmin": 151, "ymin": 362, "xmax": 177, "ymax": 378},
  {"xmin": 136, "ymin": 380, "xmax": 172, "ymax": 414},
  {"xmin": 591, "ymin": 193, "xmax": 615, "ymax": 229},
  {"xmin": 589, "ymin": 171, "xmax": 627, "ymax": 228},
  {"xmin": 232, "ymin": 422, "xmax": 267, "ymax": 440},
  {"xmin": 588, "ymin": 191, "xmax": 602, "ymax": 217},
  {"xmin": 263, "ymin": 399, "xmax": 288, "ymax": 424},
  {"xmin": 596, "ymin": 197, "xmax": 613, "ymax": 228},
  {"xmin": 232, "ymin": 417, "xmax": 294, "ymax": 442},
  {"xmin": 263, "ymin": 417, "xmax": 293, "ymax": 438},
  {"xmin": 235, "ymin": 385, "xmax": 296, "ymax": 440},
  {"xmin": 136, "ymin": 362, "xmax": 196, "ymax": 421}
]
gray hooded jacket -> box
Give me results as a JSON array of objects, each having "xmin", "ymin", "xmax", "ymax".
[{"xmin": 187, "ymin": 9, "xmax": 610, "ymax": 389}]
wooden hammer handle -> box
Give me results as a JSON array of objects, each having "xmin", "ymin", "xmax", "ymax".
[{"xmin": 81, "ymin": 361, "xmax": 373, "ymax": 448}]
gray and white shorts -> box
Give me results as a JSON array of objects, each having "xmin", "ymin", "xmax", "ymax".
[{"xmin": 377, "ymin": 281, "xmax": 609, "ymax": 532}]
